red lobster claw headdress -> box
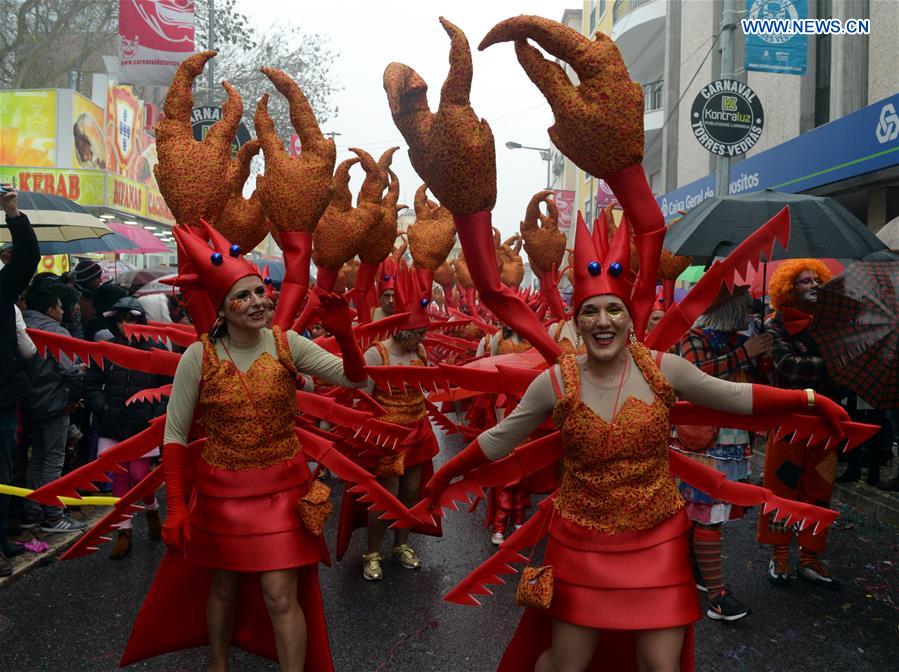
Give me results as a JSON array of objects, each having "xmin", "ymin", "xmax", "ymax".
[
  {"xmin": 377, "ymin": 256, "xmax": 399, "ymax": 295},
  {"xmin": 394, "ymin": 265, "xmax": 432, "ymax": 329},
  {"xmin": 169, "ymin": 220, "xmax": 262, "ymax": 310},
  {"xmin": 571, "ymin": 211, "xmax": 635, "ymax": 315}
]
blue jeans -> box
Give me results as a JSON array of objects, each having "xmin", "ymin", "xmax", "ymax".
[{"xmin": 0, "ymin": 407, "xmax": 17, "ymax": 538}]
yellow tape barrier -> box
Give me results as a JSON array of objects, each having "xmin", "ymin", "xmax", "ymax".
[{"xmin": 0, "ymin": 484, "xmax": 119, "ymax": 507}]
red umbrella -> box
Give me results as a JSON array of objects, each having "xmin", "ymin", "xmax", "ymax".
[{"xmin": 736, "ymin": 258, "xmax": 844, "ymax": 298}]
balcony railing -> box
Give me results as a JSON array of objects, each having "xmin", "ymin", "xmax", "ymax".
[
  {"xmin": 613, "ymin": 0, "xmax": 655, "ymax": 25},
  {"xmin": 643, "ymin": 79, "xmax": 663, "ymax": 112}
]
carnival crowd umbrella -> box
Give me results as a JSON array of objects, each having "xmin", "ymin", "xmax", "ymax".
[
  {"xmin": 875, "ymin": 215, "xmax": 899, "ymax": 251},
  {"xmin": 118, "ymin": 267, "xmax": 178, "ymax": 292},
  {"xmin": 106, "ymin": 221, "xmax": 171, "ymax": 254},
  {"xmin": 0, "ymin": 192, "xmax": 132, "ymax": 254},
  {"xmin": 810, "ymin": 260, "xmax": 899, "ymax": 409},
  {"xmin": 664, "ymin": 190, "xmax": 888, "ymax": 263}
]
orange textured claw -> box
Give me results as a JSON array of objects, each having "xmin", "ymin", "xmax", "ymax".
[
  {"xmin": 658, "ymin": 248, "xmax": 692, "ymax": 281},
  {"xmin": 480, "ymin": 15, "xmax": 643, "ymax": 179},
  {"xmin": 434, "ymin": 260, "xmax": 456, "ymax": 288},
  {"xmin": 254, "ymin": 68, "xmax": 336, "ymax": 235},
  {"xmin": 358, "ymin": 148, "xmax": 402, "ymax": 266},
  {"xmin": 213, "ymin": 139, "xmax": 270, "ymax": 251},
  {"xmin": 313, "ymin": 151, "xmax": 385, "ymax": 271},
  {"xmin": 520, "ymin": 190, "xmax": 566, "ymax": 276},
  {"xmin": 408, "ymin": 185, "xmax": 457, "ymax": 271},
  {"xmin": 498, "ymin": 233, "xmax": 525, "ymax": 288},
  {"xmin": 452, "ymin": 255, "xmax": 474, "ymax": 289},
  {"xmin": 384, "ymin": 17, "xmax": 496, "ymax": 215},
  {"xmin": 154, "ymin": 52, "xmax": 242, "ymax": 228}
]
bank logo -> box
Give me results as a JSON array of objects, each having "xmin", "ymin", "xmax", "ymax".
[{"xmin": 875, "ymin": 104, "xmax": 899, "ymax": 144}]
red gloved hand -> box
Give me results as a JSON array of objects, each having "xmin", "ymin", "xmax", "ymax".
[
  {"xmin": 318, "ymin": 292, "xmax": 367, "ymax": 383},
  {"xmin": 752, "ymin": 385, "xmax": 850, "ymax": 439},
  {"xmin": 161, "ymin": 442, "xmax": 191, "ymax": 551},
  {"xmin": 423, "ymin": 438, "xmax": 490, "ymax": 509}
]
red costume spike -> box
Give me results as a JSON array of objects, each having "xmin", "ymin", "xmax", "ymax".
[{"xmin": 571, "ymin": 211, "xmax": 633, "ymax": 315}]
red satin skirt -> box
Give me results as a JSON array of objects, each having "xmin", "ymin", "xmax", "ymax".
[
  {"xmin": 498, "ymin": 509, "xmax": 698, "ymax": 672},
  {"xmin": 398, "ymin": 415, "xmax": 439, "ymax": 467},
  {"xmin": 186, "ymin": 451, "xmax": 327, "ymax": 572}
]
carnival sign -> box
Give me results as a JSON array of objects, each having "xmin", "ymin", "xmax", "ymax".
[
  {"xmin": 553, "ymin": 189, "xmax": 575, "ymax": 231},
  {"xmin": 744, "ymin": 0, "xmax": 808, "ymax": 75},
  {"xmin": 190, "ymin": 106, "xmax": 252, "ymax": 157},
  {"xmin": 118, "ymin": 0, "xmax": 196, "ymax": 85},
  {"xmin": 691, "ymin": 79, "xmax": 764, "ymax": 157}
]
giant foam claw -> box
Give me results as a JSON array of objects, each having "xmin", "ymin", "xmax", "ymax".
[
  {"xmin": 154, "ymin": 52, "xmax": 241, "ymax": 229},
  {"xmin": 384, "ymin": 17, "xmax": 496, "ymax": 215},
  {"xmin": 254, "ymin": 71, "xmax": 336, "ymax": 236},
  {"xmin": 521, "ymin": 190, "xmax": 566, "ymax": 275},
  {"xmin": 213, "ymin": 139, "xmax": 269, "ymax": 251},
  {"xmin": 408, "ymin": 185, "xmax": 457, "ymax": 271},
  {"xmin": 480, "ymin": 15, "xmax": 643, "ymax": 179}
]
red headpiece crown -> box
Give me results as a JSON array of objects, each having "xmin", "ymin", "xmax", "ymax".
[
  {"xmin": 377, "ymin": 256, "xmax": 399, "ymax": 295},
  {"xmin": 571, "ymin": 211, "xmax": 634, "ymax": 315},
  {"xmin": 170, "ymin": 220, "xmax": 261, "ymax": 309},
  {"xmin": 394, "ymin": 265, "xmax": 432, "ymax": 329}
]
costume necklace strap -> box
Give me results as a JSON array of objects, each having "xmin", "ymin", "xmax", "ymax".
[{"xmin": 376, "ymin": 342, "xmax": 390, "ymax": 366}]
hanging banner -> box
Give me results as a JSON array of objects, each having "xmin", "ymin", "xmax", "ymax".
[
  {"xmin": 0, "ymin": 90, "xmax": 57, "ymax": 167},
  {"xmin": 594, "ymin": 179, "xmax": 617, "ymax": 210},
  {"xmin": 118, "ymin": 0, "xmax": 196, "ymax": 85},
  {"xmin": 744, "ymin": 0, "xmax": 808, "ymax": 76},
  {"xmin": 553, "ymin": 189, "xmax": 575, "ymax": 230}
]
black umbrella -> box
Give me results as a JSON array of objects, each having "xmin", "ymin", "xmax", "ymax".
[
  {"xmin": 0, "ymin": 192, "xmax": 132, "ymax": 254},
  {"xmin": 664, "ymin": 190, "xmax": 888, "ymax": 263}
]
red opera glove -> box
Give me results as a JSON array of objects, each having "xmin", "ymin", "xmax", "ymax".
[
  {"xmin": 752, "ymin": 385, "xmax": 850, "ymax": 439},
  {"xmin": 318, "ymin": 293, "xmax": 366, "ymax": 383},
  {"xmin": 423, "ymin": 438, "xmax": 490, "ymax": 509},
  {"xmin": 161, "ymin": 443, "xmax": 191, "ymax": 551}
]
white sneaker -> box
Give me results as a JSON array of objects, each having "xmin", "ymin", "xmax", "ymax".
[
  {"xmin": 40, "ymin": 515, "xmax": 87, "ymax": 533},
  {"xmin": 490, "ymin": 532, "xmax": 504, "ymax": 546}
]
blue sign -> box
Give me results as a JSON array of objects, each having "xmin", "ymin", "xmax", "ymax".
[
  {"xmin": 744, "ymin": 0, "xmax": 808, "ymax": 76},
  {"xmin": 658, "ymin": 93, "xmax": 899, "ymax": 221}
]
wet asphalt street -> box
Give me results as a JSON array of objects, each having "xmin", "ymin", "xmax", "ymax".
[{"xmin": 1, "ymin": 422, "xmax": 897, "ymax": 672}]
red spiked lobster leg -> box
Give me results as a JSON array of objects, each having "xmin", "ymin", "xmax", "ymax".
[
  {"xmin": 297, "ymin": 427, "xmax": 420, "ymax": 528},
  {"xmin": 353, "ymin": 262, "xmax": 379, "ymax": 325},
  {"xmin": 668, "ymin": 450, "xmax": 838, "ymax": 535},
  {"xmin": 123, "ymin": 323, "xmax": 198, "ymax": 348},
  {"xmin": 291, "ymin": 266, "xmax": 340, "ymax": 333},
  {"xmin": 28, "ymin": 415, "xmax": 167, "ymax": 506},
  {"xmin": 273, "ymin": 231, "xmax": 313, "ymax": 329},
  {"xmin": 646, "ymin": 206, "xmax": 791, "ymax": 353},
  {"xmin": 454, "ymin": 212, "xmax": 562, "ymax": 365},
  {"xmin": 28, "ymin": 329, "xmax": 180, "ymax": 377},
  {"xmin": 444, "ymin": 497, "xmax": 554, "ymax": 605}
]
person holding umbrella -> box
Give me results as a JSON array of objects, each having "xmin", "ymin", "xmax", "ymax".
[{"xmin": 759, "ymin": 259, "xmax": 840, "ymax": 589}]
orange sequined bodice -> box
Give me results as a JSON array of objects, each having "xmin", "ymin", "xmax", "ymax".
[
  {"xmin": 373, "ymin": 342, "xmax": 427, "ymax": 426},
  {"xmin": 552, "ymin": 343, "xmax": 683, "ymax": 533},
  {"xmin": 199, "ymin": 327, "xmax": 300, "ymax": 470},
  {"xmin": 497, "ymin": 332, "xmax": 531, "ymax": 354}
]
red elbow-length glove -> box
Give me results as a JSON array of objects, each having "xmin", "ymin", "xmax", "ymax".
[
  {"xmin": 318, "ymin": 292, "xmax": 366, "ymax": 383},
  {"xmin": 423, "ymin": 438, "xmax": 491, "ymax": 509},
  {"xmin": 752, "ymin": 385, "xmax": 850, "ymax": 439},
  {"xmin": 161, "ymin": 442, "xmax": 190, "ymax": 551}
]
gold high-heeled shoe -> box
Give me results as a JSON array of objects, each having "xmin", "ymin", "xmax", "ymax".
[
  {"xmin": 362, "ymin": 552, "xmax": 383, "ymax": 581},
  {"xmin": 391, "ymin": 544, "xmax": 422, "ymax": 570}
]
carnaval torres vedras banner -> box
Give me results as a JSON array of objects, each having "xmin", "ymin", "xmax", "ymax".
[{"xmin": 118, "ymin": 0, "xmax": 196, "ymax": 85}]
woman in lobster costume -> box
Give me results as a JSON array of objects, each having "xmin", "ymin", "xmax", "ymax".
[{"xmin": 384, "ymin": 16, "xmax": 872, "ymax": 671}]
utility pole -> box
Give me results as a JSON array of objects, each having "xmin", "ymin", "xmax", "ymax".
[
  {"xmin": 207, "ymin": 0, "xmax": 215, "ymax": 106},
  {"xmin": 715, "ymin": 0, "xmax": 737, "ymax": 196}
]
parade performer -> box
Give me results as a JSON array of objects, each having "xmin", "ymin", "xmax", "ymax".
[
  {"xmin": 674, "ymin": 285, "xmax": 773, "ymax": 621},
  {"xmin": 383, "ymin": 16, "xmax": 864, "ymax": 671},
  {"xmin": 758, "ymin": 259, "xmax": 840, "ymax": 589}
]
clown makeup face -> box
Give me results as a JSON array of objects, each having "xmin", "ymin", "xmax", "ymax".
[
  {"xmin": 222, "ymin": 275, "xmax": 267, "ymax": 333},
  {"xmin": 792, "ymin": 269, "xmax": 822, "ymax": 306},
  {"xmin": 576, "ymin": 295, "xmax": 632, "ymax": 362},
  {"xmin": 379, "ymin": 289, "xmax": 396, "ymax": 316},
  {"xmin": 394, "ymin": 328, "xmax": 427, "ymax": 352}
]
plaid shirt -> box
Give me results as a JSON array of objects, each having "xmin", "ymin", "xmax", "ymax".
[
  {"xmin": 676, "ymin": 327, "xmax": 754, "ymax": 381},
  {"xmin": 764, "ymin": 313, "xmax": 837, "ymax": 396}
]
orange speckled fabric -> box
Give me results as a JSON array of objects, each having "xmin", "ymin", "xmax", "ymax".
[
  {"xmin": 551, "ymin": 343, "xmax": 682, "ymax": 533},
  {"xmin": 553, "ymin": 320, "xmax": 586, "ymax": 356},
  {"xmin": 497, "ymin": 333, "xmax": 531, "ymax": 354},
  {"xmin": 198, "ymin": 327, "xmax": 300, "ymax": 470},
  {"xmin": 373, "ymin": 343, "xmax": 427, "ymax": 426}
]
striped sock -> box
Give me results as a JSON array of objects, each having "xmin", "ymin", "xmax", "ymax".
[
  {"xmin": 799, "ymin": 548, "xmax": 819, "ymax": 567},
  {"xmin": 693, "ymin": 526, "xmax": 724, "ymax": 595},
  {"xmin": 773, "ymin": 544, "xmax": 790, "ymax": 564}
]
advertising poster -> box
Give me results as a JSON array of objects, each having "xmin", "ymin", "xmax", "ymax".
[
  {"xmin": 118, "ymin": 0, "xmax": 196, "ymax": 85},
  {"xmin": 72, "ymin": 93, "xmax": 108, "ymax": 170},
  {"xmin": 104, "ymin": 85, "xmax": 159, "ymax": 187},
  {"xmin": 745, "ymin": 0, "xmax": 808, "ymax": 75},
  {"xmin": 37, "ymin": 255, "xmax": 70, "ymax": 276},
  {"xmin": 0, "ymin": 166, "xmax": 105, "ymax": 207},
  {"xmin": 0, "ymin": 90, "xmax": 58, "ymax": 167},
  {"xmin": 107, "ymin": 173, "xmax": 147, "ymax": 217},
  {"xmin": 553, "ymin": 189, "xmax": 576, "ymax": 230}
]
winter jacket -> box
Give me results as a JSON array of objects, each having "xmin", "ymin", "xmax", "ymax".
[
  {"xmin": 0, "ymin": 213, "xmax": 40, "ymax": 410},
  {"xmin": 21, "ymin": 311, "xmax": 84, "ymax": 419},
  {"xmin": 83, "ymin": 336, "xmax": 170, "ymax": 440}
]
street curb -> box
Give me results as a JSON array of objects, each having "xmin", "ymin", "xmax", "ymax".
[{"xmin": 750, "ymin": 449, "xmax": 899, "ymax": 530}]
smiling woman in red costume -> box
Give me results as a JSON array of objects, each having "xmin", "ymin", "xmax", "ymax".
[{"xmin": 123, "ymin": 222, "xmax": 368, "ymax": 672}]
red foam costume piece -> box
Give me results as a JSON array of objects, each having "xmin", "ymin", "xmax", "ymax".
[
  {"xmin": 272, "ymin": 230, "xmax": 313, "ymax": 328},
  {"xmin": 353, "ymin": 261, "xmax": 380, "ymax": 324}
]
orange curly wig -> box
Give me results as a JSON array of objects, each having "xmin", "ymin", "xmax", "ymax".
[{"xmin": 768, "ymin": 259, "xmax": 833, "ymax": 311}]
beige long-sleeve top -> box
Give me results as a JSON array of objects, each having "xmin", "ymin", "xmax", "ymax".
[
  {"xmin": 164, "ymin": 328, "xmax": 365, "ymax": 445},
  {"xmin": 478, "ymin": 351, "xmax": 752, "ymax": 461}
]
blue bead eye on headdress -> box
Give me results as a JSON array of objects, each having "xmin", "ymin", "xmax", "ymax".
[
  {"xmin": 264, "ymin": 276, "xmax": 273, "ymax": 286},
  {"xmin": 382, "ymin": 274, "xmax": 392, "ymax": 282},
  {"xmin": 420, "ymin": 298, "xmax": 430, "ymax": 307},
  {"xmin": 587, "ymin": 261, "xmax": 602, "ymax": 276},
  {"xmin": 229, "ymin": 244, "xmax": 242, "ymax": 257},
  {"xmin": 210, "ymin": 252, "xmax": 224, "ymax": 266},
  {"xmin": 609, "ymin": 262, "xmax": 623, "ymax": 277}
]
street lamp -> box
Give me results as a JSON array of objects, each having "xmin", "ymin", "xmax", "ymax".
[{"xmin": 505, "ymin": 141, "xmax": 552, "ymax": 189}]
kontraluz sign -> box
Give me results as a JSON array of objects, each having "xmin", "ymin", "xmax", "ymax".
[{"xmin": 691, "ymin": 79, "xmax": 764, "ymax": 157}]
